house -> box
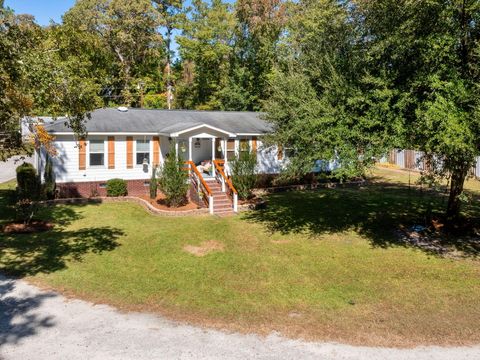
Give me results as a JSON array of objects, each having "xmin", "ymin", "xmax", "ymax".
[{"xmin": 38, "ymin": 107, "xmax": 287, "ymax": 214}]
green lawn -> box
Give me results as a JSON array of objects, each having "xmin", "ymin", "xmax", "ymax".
[{"xmin": 0, "ymin": 170, "xmax": 479, "ymax": 347}]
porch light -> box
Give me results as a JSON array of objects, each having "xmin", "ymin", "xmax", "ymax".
[
  {"xmin": 217, "ymin": 144, "xmax": 222, "ymax": 152},
  {"xmin": 180, "ymin": 142, "xmax": 187, "ymax": 153},
  {"xmin": 194, "ymin": 139, "xmax": 201, "ymax": 148}
]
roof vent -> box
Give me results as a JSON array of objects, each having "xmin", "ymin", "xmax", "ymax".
[{"xmin": 117, "ymin": 106, "xmax": 128, "ymax": 112}]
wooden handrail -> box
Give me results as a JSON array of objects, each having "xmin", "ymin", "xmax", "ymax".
[
  {"xmin": 213, "ymin": 160, "xmax": 237, "ymax": 194},
  {"xmin": 185, "ymin": 161, "xmax": 212, "ymax": 196}
]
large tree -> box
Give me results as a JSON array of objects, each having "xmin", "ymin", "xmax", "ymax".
[
  {"xmin": 235, "ymin": 0, "xmax": 287, "ymax": 110},
  {"xmin": 266, "ymin": 0, "xmax": 480, "ymax": 224},
  {"xmin": 265, "ymin": 0, "xmax": 395, "ymax": 178},
  {"xmin": 176, "ymin": 0, "xmax": 236, "ymax": 109},
  {"xmin": 356, "ymin": 0, "xmax": 480, "ymax": 223},
  {"xmin": 63, "ymin": 0, "xmax": 164, "ymax": 106},
  {"xmin": 0, "ymin": 7, "xmax": 37, "ymax": 159},
  {"xmin": 153, "ymin": 0, "xmax": 184, "ymax": 109}
]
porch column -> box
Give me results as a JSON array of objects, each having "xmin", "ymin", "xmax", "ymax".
[
  {"xmin": 175, "ymin": 138, "xmax": 179, "ymax": 155},
  {"xmin": 212, "ymin": 138, "xmax": 216, "ymax": 176},
  {"xmin": 211, "ymin": 138, "xmax": 216, "ymax": 176},
  {"xmin": 223, "ymin": 138, "xmax": 228, "ymax": 162},
  {"xmin": 188, "ymin": 137, "xmax": 192, "ymax": 162}
]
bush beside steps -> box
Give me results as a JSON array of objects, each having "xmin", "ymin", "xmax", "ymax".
[{"xmin": 106, "ymin": 178, "xmax": 128, "ymax": 197}]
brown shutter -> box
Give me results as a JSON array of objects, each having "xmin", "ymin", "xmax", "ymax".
[
  {"xmin": 108, "ymin": 136, "xmax": 115, "ymax": 169},
  {"xmin": 153, "ymin": 136, "xmax": 160, "ymax": 166},
  {"xmin": 252, "ymin": 137, "xmax": 257, "ymax": 154},
  {"xmin": 277, "ymin": 144, "xmax": 283, "ymax": 160},
  {"xmin": 79, "ymin": 138, "xmax": 86, "ymax": 170},
  {"xmin": 126, "ymin": 136, "xmax": 133, "ymax": 169}
]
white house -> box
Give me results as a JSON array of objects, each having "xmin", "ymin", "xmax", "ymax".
[{"xmin": 39, "ymin": 107, "xmax": 287, "ymax": 214}]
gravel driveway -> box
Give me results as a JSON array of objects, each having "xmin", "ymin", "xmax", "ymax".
[
  {"xmin": 0, "ymin": 275, "xmax": 479, "ymax": 360},
  {"xmin": 0, "ymin": 156, "xmax": 33, "ymax": 183}
]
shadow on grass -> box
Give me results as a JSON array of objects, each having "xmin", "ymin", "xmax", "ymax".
[
  {"xmin": 0, "ymin": 276, "xmax": 56, "ymax": 346},
  {"xmin": 0, "ymin": 186, "xmax": 124, "ymax": 277},
  {"xmin": 243, "ymin": 181, "xmax": 480, "ymax": 258}
]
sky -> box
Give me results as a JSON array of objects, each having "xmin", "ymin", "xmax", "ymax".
[{"xmin": 5, "ymin": 0, "xmax": 76, "ymax": 25}]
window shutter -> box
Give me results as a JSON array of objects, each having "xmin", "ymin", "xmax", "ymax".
[
  {"xmin": 126, "ymin": 136, "xmax": 133, "ymax": 169},
  {"xmin": 277, "ymin": 144, "xmax": 283, "ymax": 161},
  {"xmin": 79, "ymin": 138, "xmax": 86, "ymax": 170},
  {"xmin": 252, "ymin": 137, "xmax": 257, "ymax": 154},
  {"xmin": 153, "ymin": 136, "xmax": 160, "ymax": 166},
  {"xmin": 108, "ymin": 136, "xmax": 115, "ymax": 169}
]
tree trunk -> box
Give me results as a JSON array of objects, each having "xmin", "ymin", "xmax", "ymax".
[{"xmin": 446, "ymin": 164, "xmax": 469, "ymax": 225}]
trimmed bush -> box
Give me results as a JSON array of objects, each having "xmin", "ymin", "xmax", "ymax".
[
  {"xmin": 16, "ymin": 163, "xmax": 40, "ymax": 200},
  {"xmin": 106, "ymin": 178, "xmax": 128, "ymax": 197},
  {"xmin": 150, "ymin": 165, "xmax": 158, "ymax": 199},
  {"xmin": 43, "ymin": 155, "xmax": 56, "ymax": 199},
  {"xmin": 158, "ymin": 144, "xmax": 189, "ymax": 207},
  {"xmin": 230, "ymin": 143, "xmax": 257, "ymax": 200}
]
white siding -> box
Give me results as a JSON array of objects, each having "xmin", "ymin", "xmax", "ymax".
[
  {"xmin": 52, "ymin": 135, "xmax": 163, "ymax": 183},
  {"xmin": 256, "ymin": 139, "xmax": 284, "ymax": 174},
  {"xmin": 49, "ymin": 134, "xmax": 287, "ymax": 182}
]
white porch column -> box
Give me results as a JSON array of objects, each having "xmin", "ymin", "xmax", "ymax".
[
  {"xmin": 211, "ymin": 138, "xmax": 216, "ymax": 177},
  {"xmin": 223, "ymin": 138, "xmax": 228, "ymax": 162},
  {"xmin": 175, "ymin": 137, "xmax": 179, "ymax": 155},
  {"xmin": 188, "ymin": 137, "xmax": 192, "ymax": 162}
]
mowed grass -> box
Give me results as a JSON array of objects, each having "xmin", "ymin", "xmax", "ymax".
[{"xmin": 0, "ymin": 169, "xmax": 479, "ymax": 347}]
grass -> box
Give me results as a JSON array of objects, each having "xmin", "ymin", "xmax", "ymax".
[{"xmin": 0, "ymin": 169, "xmax": 479, "ymax": 347}]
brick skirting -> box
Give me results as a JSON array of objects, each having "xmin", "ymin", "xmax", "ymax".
[{"xmin": 57, "ymin": 179, "xmax": 151, "ymax": 198}]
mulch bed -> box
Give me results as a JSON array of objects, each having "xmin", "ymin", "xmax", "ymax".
[
  {"xmin": 138, "ymin": 194, "xmax": 200, "ymax": 211},
  {"xmin": 2, "ymin": 221, "xmax": 54, "ymax": 234}
]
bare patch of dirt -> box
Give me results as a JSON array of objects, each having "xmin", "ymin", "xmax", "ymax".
[
  {"xmin": 183, "ymin": 240, "xmax": 225, "ymax": 257},
  {"xmin": 2, "ymin": 221, "xmax": 54, "ymax": 234},
  {"xmin": 271, "ymin": 239, "xmax": 291, "ymax": 244}
]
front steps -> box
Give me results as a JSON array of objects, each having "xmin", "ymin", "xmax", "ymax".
[{"xmin": 206, "ymin": 180, "xmax": 235, "ymax": 215}]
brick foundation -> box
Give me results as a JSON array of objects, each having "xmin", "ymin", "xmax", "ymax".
[{"xmin": 57, "ymin": 179, "xmax": 151, "ymax": 198}]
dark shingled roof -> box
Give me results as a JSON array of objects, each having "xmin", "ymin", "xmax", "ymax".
[{"xmin": 45, "ymin": 108, "xmax": 272, "ymax": 135}]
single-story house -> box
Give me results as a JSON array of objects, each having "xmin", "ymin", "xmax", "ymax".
[{"xmin": 38, "ymin": 107, "xmax": 289, "ymax": 214}]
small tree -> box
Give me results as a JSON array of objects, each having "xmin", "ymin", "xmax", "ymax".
[
  {"xmin": 16, "ymin": 163, "xmax": 40, "ymax": 200},
  {"xmin": 150, "ymin": 165, "xmax": 158, "ymax": 199},
  {"xmin": 230, "ymin": 143, "xmax": 257, "ymax": 200},
  {"xmin": 43, "ymin": 155, "xmax": 56, "ymax": 199},
  {"xmin": 158, "ymin": 144, "xmax": 189, "ymax": 207}
]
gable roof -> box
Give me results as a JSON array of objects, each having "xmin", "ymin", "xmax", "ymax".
[{"xmin": 45, "ymin": 108, "xmax": 272, "ymax": 136}]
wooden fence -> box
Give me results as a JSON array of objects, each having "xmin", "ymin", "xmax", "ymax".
[{"xmin": 383, "ymin": 149, "xmax": 480, "ymax": 178}]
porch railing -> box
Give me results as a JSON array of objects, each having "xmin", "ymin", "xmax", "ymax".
[
  {"xmin": 213, "ymin": 159, "xmax": 238, "ymax": 212},
  {"xmin": 185, "ymin": 161, "xmax": 214, "ymax": 214}
]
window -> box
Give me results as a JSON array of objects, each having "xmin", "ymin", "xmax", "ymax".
[
  {"xmin": 227, "ymin": 139, "xmax": 235, "ymax": 160},
  {"xmin": 89, "ymin": 140, "xmax": 105, "ymax": 166},
  {"xmin": 136, "ymin": 139, "xmax": 150, "ymax": 165}
]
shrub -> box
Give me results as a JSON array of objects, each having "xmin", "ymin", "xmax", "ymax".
[
  {"xmin": 158, "ymin": 144, "xmax": 189, "ymax": 207},
  {"xmin": 150, "ymin": 165, "xmax": 158, "ymax": 199},
  {"xmin": 15, "ymin": 198, "xmax": 38, "ymax": 225},
  {"xmin": 106, "ymin": 178, "xmax": 128, "ymax": 197},
  {"xmin": 16, "ymin": 163, "xmax": 40, "ymax": 200},
  {"xmin": 230, "ymin": 143, "xmax": 257, "ymax": 200},
  {"xmin": 43, "ymin": 155, "xmax": 56, "ymax": 199}
]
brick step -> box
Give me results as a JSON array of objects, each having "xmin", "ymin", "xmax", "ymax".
[
  {"xmin": 213, "ymin": 206, "xmax": 233, "ymax": 211},
  {"xmin": 213, "ymin": 198, "xmax": 231, "ymax": 203}
]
